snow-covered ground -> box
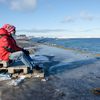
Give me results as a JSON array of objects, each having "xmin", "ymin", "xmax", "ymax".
[
  {"xmin": 31, "ymin": 44, "xmax": 100, "ymax": 100},
  {"xmin": 32, "ymin": 44, "xmax": 96, "ymax": 74},
  {"xmin": 0, "ymin": 44, "xmax": 100, "ymax": 100}
]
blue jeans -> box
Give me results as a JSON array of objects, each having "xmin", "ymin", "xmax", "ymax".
[{"xmin": 9, "ymin": 51, "xmax": 35, "ymax": 69}]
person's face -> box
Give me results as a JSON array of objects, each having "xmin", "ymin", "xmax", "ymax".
[
  {"xmin": 13, "ymin": 29, "xmax": 16, "ymax": 34},
  {"xmin": 11, "ymin": 29, "xmax": 16, "ymax": 35}
]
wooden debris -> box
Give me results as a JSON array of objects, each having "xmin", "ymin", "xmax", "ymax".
[{"xmin": 0, "ymin": 67, "xmax": 28, "ymax": 74}]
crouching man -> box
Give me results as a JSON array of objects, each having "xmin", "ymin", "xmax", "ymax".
[{"xmin": 0, "ymin": 24, "xmax": 42, "ymax": 70}]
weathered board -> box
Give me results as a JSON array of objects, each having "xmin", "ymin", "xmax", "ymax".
[{"xmin": 0, "ymin": 66, "xmax": 28, "ymax": 74}]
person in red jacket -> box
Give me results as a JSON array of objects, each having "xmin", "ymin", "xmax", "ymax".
[{"xmin": 0, "ymin": 24, "xmax": 42, "ymax": 70}]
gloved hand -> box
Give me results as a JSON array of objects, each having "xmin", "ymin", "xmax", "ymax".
[{"xmin": 22, "ymin": 49, "xmax": 30, "ymax": 56}]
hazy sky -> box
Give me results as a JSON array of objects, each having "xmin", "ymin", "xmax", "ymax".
[{"xmin": 0, "ymin": 0, "xmax": 100, "ymax": 38}]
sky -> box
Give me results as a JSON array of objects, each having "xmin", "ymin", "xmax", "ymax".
[{"xmin": 0, "ymin": 0, "xmax": 100, "ymax": 38}]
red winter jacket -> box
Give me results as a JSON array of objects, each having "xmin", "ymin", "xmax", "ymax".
[{"xmin": 0, "ymin": 28, "xmax": 22, "ymax": 61}]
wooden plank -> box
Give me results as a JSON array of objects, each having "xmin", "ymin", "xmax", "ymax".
[
  {"xmin": 0, "ymin": 66, "xmax": 28, "ymax": 74},
  {"xmin": 0, "ymin": 64, "xmax": 44, "ymax": 78},
  {"xmin": 32, "ymin": 70, "xmax": 44, "ymax": 78},
  {"xmin": 12, "ymin": 73, "xmax": 44, "ymax": 78}
]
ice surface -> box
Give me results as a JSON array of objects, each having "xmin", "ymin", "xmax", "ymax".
[
  {"xmin": 7, "ymin": 75, "xmax": 25, "ymax": 86},
  {"xmin": 0, "ymin": 74, "xmax": 11, "ymax": 81}
]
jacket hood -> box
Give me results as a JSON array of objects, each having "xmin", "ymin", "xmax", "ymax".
[
  {"xmin": 2, "ymin": 24, "xmax": 16, "ymax": 35},
  {"xmin": 0, "ymin": 28, "xmax": 9, "ymax": 36}
]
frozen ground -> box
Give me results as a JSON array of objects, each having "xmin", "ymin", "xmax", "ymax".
[{"xmin": 0, "ymin": 44, "xmax": 100, "ymax": 100}]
